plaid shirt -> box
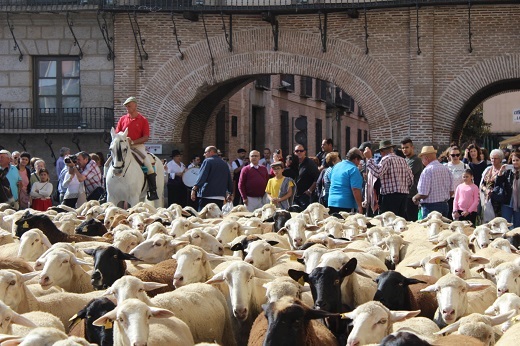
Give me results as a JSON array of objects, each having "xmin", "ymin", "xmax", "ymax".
[
  {"xmin": 366, "ymin": 153, "xmax": 413, "ymax": 195},
  {"xmin": 418, "ymin": 160, "xmax": 453, "ymax": 203},
  {"xmin": 79, "ymin": 159, "xmax": 102, "ymax": 195}
]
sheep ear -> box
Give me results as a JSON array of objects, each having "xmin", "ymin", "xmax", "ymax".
[
  {"xmin": 92, "ymin": 310, "xmax": 117, "ymax": 327},
  {"xmin": 143, "ymin": 282, "xmax": 168, "ymax": 291},
  {"xmin": 406, "ymin": 261, "xmax": 422, "ymax": 269},
  {"xmin": 466, "ymin": 282, "xmax": 491, "ymax": 292},
  {"xmin": 305, "ymin": 309, "xmax": 340, "ymax": 320},
  {"xmin": 435, "ymin": 320, "xmax": 461, "ymax": 335},
  {"xmin": 252, "ymin": 267, "xmax": 276, "ymax": 281},
  {"xmin": 389, "ymin": 310, "xmax": 421, "ymax": 322},
  {"xmin": 420, "ymin": 284, "xmax": 438, "ymax": 293},
  {"xmin": 470, "ymin": 255, "xmax": 490, "ymax": 265},
  {"xmin": 339, "ymin": 258, "xmax": 357, "ymax": 278},
  {"xmin": 83, "ymin": 248, "xmax": 96, "ymax": 256},
  {"xmin": 11, "ymin": 312, "xmax": 37, "ymax": 328},
  {"xmin": 489, "ymin": 310, "xmax": 517, "ymax": 326},
  {"xmin": 21, "ymin": 272, "xmax": 39, "ymax": 282},
  {"xmin": 229, "ymin": 243, "xmax": 244, "ymax": 252},
  {"xmin": 288, "ymin": 269, "xmax": 309, "ymax": 285},
  {"xmin": 432, "ymin": 240, "xmax": 447, "ymax": 251},
  {"xmin": 150, "ymin": 307, "xmax": 175, "ymax": 319},
  {"xmin": 277, "ymin": 227, "xmax": 288, "ymax": 235},
  {"xmin": 286, "ymin": 250, "xmax": 304, "ymax": 259},
  {"xmin": 206, "ymin": 272, "xmax": 226, "ymax": 284},
  {"xmin": 405, "ymin": 278, "xmax": 427, "ymax": 286}
]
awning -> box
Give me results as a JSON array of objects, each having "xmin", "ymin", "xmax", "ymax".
[{"xmin": 499, "ymin": 134, "xmax": 520, "ymax": 147}]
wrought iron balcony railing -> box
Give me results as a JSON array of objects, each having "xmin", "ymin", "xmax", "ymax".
[
  {"xmin": 0, "ymin": 0, "xmax": 517, "ymax": 13},
  {"xmin": 0, "ymin": 107, "xmax": 114, "ymax": 131}
]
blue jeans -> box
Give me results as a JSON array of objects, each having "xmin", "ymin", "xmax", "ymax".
[
  {"xmin": 421, "ymin": 201, "xmax": 449, "ymax": 219},
  {"xmin": 501, "ymin": 205, "xmax": 520, "ymax": 229}
]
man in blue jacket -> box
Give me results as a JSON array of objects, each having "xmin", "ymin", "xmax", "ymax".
[{"xmin": 190, "ymin": 146, "xmax": 233, "ymax": 211}]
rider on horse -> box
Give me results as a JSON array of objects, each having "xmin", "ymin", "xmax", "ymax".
[{"xmin": 112, "ymin": 96, "xmax": 159, "ymax": 201}]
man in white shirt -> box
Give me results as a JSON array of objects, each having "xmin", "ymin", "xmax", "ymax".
[
  {"xmin": 231, "ymin": 148, "xmax": 248, "ymax": 205},
  {"xmin": 165, "ymin": 150, "xmax": 187, "ymax": 207},
  {"xmin": 259, "ymin": 148, "xmax": 272, "ymax": 173}
]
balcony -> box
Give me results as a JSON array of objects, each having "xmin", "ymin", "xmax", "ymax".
[
  {"xmin": 0, "ymin": 107, "xmax": 114, "ymax": 133},
  {"xmin": 0, "ymin": 0, "xmax": 516, "ymax": 14}
]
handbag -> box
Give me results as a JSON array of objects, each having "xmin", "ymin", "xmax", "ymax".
[
  {"xmin": 482, "ymin": 197, "xmax": 495, "ymax": 223},
  {"xmin": 491, "ymin": 185, "xmax": 505, "ymax": 204}
]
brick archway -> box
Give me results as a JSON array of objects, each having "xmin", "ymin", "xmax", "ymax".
[
  {"xmin": 137, "ymin": 28, "xmax": 409, "ymax": 144},
  {"xmin": 436, "ymin": 54, "xmax": 520, "ymax": 145}
]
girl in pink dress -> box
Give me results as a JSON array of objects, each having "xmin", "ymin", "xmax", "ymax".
[{"xmin": 453, "ymin": 169, "xmax": 480, "ymax": 225}]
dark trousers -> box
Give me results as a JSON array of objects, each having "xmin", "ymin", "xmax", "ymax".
[
  {"xmin": 421, "ymin": 201, "xmax": 449, "ymax": 219},
  {"xmin": 405, "ymin": 197, "xmax": 418, "ymax": 222},
  {"xmin": 199, "ymin": 198, "xmax": 224, "ymax": 211},
  {"xmin": 379, "ymin": 193, "xmax": 408, "ymax": 218},
  {"xmin": 167, "ymin": 178, "xmax": 187, "ymax": 207},
  {"xmin": 294, "ymin": 194, "xmax": 311, "ymax": 210},
  {"xmin": 447, "ymin": 197, "xmax": 455, "ymax": 220},
  {"xmin": 455, "ymin": 210, "xmax": 478, "ymax": 226},
  {"xmin": 63, "ymin": 198, "xmax": 78, "ymax": 208},
  {"xmin": 87, "ymin": 186, "xmax": 104, "ymax": 201}
]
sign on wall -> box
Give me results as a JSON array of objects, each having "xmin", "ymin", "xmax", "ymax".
[
  {"xmin": 514, "ymin": 108, "xmax": 520, "ymax": 123},
  {"xmin": 145, "ymin": 144, "xmax": 163, "ymax": 154}
]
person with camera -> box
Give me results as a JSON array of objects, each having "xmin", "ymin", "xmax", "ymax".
[
  {"xmin": 113, "ymin": 96, "xmax": 159, "ymax": 201},
  {"xmin": 61, "ymin": 154, "xmax": 86, "ymax": 208},
  {"xmin": 66, "ymin": 152, "xmax": 103, "ymax": 201}
]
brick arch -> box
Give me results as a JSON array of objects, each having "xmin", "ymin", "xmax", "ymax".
[
  {"xmin": 138, "ymin": 28, "xmax": 409, "ymax": 143},
  {"xmin": 435, "ymin": 54, "xmax": 520, "ymax": 145}
]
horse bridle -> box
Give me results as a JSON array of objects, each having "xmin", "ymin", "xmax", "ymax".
[{"xmin": 111, "ymin": 138, "xmax": 129, "ymax": 175}]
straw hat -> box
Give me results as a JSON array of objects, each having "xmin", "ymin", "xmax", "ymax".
[{"xmin": 418, "ymin": 146, "xmax": 437, "ymax": 158}]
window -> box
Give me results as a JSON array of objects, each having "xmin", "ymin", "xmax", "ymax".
[
  {"xmin": 255, "ymin": 75, "xmax": 271, "ymax": 90},
  {"xmin": 357, "ymin": 129, "xmax": 362, "ymax": 147},
  {"xmin": 315, "ymin": 79, "xmax": 327, "ymax": 101},
  {"xmin": 231, "ymin": 116, "xmax": 238, "ymax": 137},
  {"xmin": 34, "ymin": 56, "xmax": 80, "ymax": 128},
  {"xmin": 364, "ymin": 130, "xmax": 368, "ymax": 142},
  {"xmin": 280, "ymin": 111, "xmax": 289, "ymax": 157},
  {"xmin": 35, "ymin": 57, "xmax": 80, "ymax": 109},
  {"xmin": 315, "ymin": 119, "xmax": 322, "ymax": 152},
  {"xmin": 300, "ymin": 76, "xmax": 312, "ymax": 98},
  {"xmin": 279, "ymin": 75, "xmax": 294, "ymax": 92},
  {"xmin": 345, "ymin": 126, "xmax": 351, "ymax": 153}
]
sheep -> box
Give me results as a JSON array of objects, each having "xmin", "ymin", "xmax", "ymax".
[
  {"xmin": 0, "ymin": 257, "xmax": 34, "ymax": 274},
  {"xmin": 419, "ymin": 210, "xmax": 452, "ymax": 223},
  {"xmin": 424, "ymin": 219, "xmax": 451, "ymax": 239},
  {"xmin": 68, "ymin": 297, "xmax": 116, "ymax": 346},
  {"xmin": 206, "ymin": 261, "xmax": 275, "ymax": 345},
  {"xmin": 0, "ymin": 300, "xmax": 37, "ymax": 334},
  {"xmin": 129, "ymin": 233, "xmax": 188, "ymax": 263},
  {"xmin": 449, "ymin": 220, "xmax": 474, "ymax": 234},
  {"xmin": 10, "ymin": 310, "xmax": 65, "ymax": 336},
  {"xmin": 36, "ymin": 248, "xmax": 94, "ymax": 293},
  {"xmin": 262, "ymin": 277, "xmax": 313, "ymax": 307},
  {"xmin": 470, "ymin": 226, "xmax": 495, "ymax": 249},
  {"xmin": 377, "ymin": 233, "xmax": 409, "ymax": 267},
  {"xmin": 486, "ymin": 217, "xmax": 513, "ymax": 236},
  {"xmin": 1, "ymin": 327, "xmax": 92, "ymax": 346},
  {"xmin": 259, "ymin": 204, "xmax": 276, "ymax": 221},
  {"xmin": 0, "ymin": 229, "xmax": 15, "ymax": 245},
  {"xmin": 398, "ymin": 252, "xmax": 448, "ymax": 279},
  {"xmin": 0, "ymin": 269, "xmax": 103, "ymax": 332},
  {"xmin": 302, "ymin": 203, "xmax": 329, "ymax": 225},
  {"xmin": 74, "ymin": 218, "xmax": 107, "ymax": 237},
  {"xmin": 17, "ymin": 229, "xmax": 52, "ymax": 261},
  {"xmin": 277, "ymin": 218, "xmax": 320, "ymax": 249},
  {"xmin": 373, "ymin": 271, "xmax": 438, "ymax": 319},
  {"xmin": 14, "ymin": 212, "xmax": 109, "ymax": 244},
  {"xmin": 436, "ymin": 311, "xmax": 515, "ymax": 346},
  {"xmin": 105, "ymin": 277, "xmax": 236, "ymax": 346},
  {"xmin": 420, "ymin": 274, "xmax": 496, "ymax": 327},
  {"xmin": 339, "ymin": 300, "xmax": 433, "ymax": 345},
  {"xmin": 497, "ymin": 321, "xmax": 520, "ymax": 346},
  {"xmin": 247, "ymin": 296, "xmax": 338, "ymax": 346},
  {"xmin": 485, "ymin": 293, "xmax": 520, "ymax": 333},
  {"xmin": 199, "ymin": 203, "xmax": 222, "ymax": 219},
  {"xmin": 374, "ymin": 211, "xmax": 398, "ymax": 227},
  {"xmin": 111, "ymin": 228, "xmax": 144, "ymax": 253},
  {"xmin": 429, "ymin": 248, "xmax": 489, "ymax": 279},
  {"xmin": 390, "ymin": 216, "xmax": 409, "ymax": 232},
  {"xmin": 177, "ymin": 228, "xmax": 225, "ymax": 256},
  {"xmin": 489, "ymin": 238, "xmax": 519, "ymax": 253},
  {"xmin": 433, "ymin": 233, "xmax": 473, "ymax": 254},
  {"xmin": 92, "ymin": 298, "xmax": 194, "ymax": 346},
  {"xmin": 243, "ymin": 239, "xmax": 288, "ymax": 271},
  {"xmin": 482, "ymin": 262, "xmax": 520, "ymax": 296}
]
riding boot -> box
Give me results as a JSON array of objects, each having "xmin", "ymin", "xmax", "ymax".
[{"xmin": 146, "ymin": 173, "xmax": 159, "ymax": 201}]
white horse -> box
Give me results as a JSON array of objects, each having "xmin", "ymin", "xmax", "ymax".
[{"xmin": 106, "ymin": 128, "xmax": 164, "ymax": 208}]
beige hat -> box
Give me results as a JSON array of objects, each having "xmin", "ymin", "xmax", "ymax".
[
  {"xmin": 271, "ymin": 161, "xmax": 284, "ymax": 169},
  {"xmin": 123, "ymin": 96, "xmax": 137, "ymax": 105},
  {"xmin": 418, "ymin": 146, "xmax": 437, "ymax": 158},
  {"xmin": 0, "ymin": 149, "xmax": 11, "ymax": 157}
]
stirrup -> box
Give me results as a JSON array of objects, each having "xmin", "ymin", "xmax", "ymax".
[{"xmin": 147, "ymin": 190, "xmax": 159, "ymax": 201}]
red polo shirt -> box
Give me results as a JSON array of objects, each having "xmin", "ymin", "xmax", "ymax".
[{"xmin": 115, "ymin": 113, "xmax": 150, "ymax": 141}]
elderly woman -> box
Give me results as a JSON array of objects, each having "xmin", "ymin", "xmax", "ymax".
[
  {"xmin": 30, "ymin": 159, "xmax": 46, "ymax": 185},
  {"xmin": 317, "ymin": 152, "xmax": 341, "ymax": 207},
  {"xmin": 480, "ymin": 149, "xmax": 505, "ymax": 220},
  {"xmin": 495, "ymin": 151, "xmax": 520, "ymax": 228}
]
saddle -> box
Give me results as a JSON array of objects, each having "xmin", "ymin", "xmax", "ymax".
[{"xmin": 131, "ymin": 148, "xmax": 157, "ymax": 174}]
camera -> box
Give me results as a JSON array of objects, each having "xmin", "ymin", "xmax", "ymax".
[
  {"xmin": 275, "ymin": 149, "xmax": 281, "ymax": 154},
  {"xmin": 65, "ymin": 154, "xmax": 77, "ymax": 164}
]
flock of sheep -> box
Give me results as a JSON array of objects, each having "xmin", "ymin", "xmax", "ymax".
[{"xmin": 0, "ymin": 200, "xmax": 520, "ymax": 345}]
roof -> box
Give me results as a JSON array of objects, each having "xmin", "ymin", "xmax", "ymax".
[{"xmin": 499, "ymin": 134, "xmax": 520, "ymax": 147}]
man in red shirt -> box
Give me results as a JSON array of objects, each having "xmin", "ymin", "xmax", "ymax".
[{"xmin": 114, "ymin": 96, "xmax": 159, "ymax": 200}]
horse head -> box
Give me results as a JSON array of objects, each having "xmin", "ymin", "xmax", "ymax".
[{"xmin": 110, "ymin": 127, "xmax": 130, "ymax": 173}]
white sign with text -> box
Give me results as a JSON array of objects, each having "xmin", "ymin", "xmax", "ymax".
[
  {"xmin": 513, "ymin": 108, "xmax": 520, "ymax": 123},
  {"xmin": 145, "ymin": 144, "xmax": 163, "ymax": 154}
]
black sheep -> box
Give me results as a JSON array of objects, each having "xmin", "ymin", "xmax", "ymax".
[{"xmin": 69, "ymin": 297, "xmax": 116, "ymax": 346}]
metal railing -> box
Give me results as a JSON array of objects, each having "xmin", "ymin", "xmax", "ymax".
[
  {"xmin": 0, "ymin": 107, "xmax": 114, "ymax": 130},
  {"xmin": 0, "ymin": 0, "xmax": 517, "ymax": 13}
]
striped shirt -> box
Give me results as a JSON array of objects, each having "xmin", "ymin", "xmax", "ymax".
[
  {"xmin": 79, "ymin": 159, "xmax": 102, "ymax": 195},
  {"xmin": 366, "ymin": 153, "xmax": 413, "ymax": 195},
  {"xmin": 418, "ymin": 160, "xmax": 453, "ymax": 203}
]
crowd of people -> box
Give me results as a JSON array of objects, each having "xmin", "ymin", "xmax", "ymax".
[
  {"xmin": 165, "ymin": 137, "xmax": 520, "ymax": 228},
  {"xmin": 0, "ymin": 147, "xmax": 106, "ymax": 211}
]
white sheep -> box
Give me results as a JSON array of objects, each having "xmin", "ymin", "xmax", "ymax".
[
  {"xmin": 429, "ymin": 248, "xmax": 489, "ymax": 279},
  {"xmin": 489, "ymin": 238, "xmax": 519, "ymax": 253},
  {"xmin": 129, "ymin": 233, "xmax": 188, "ymax": 263},
  {"xmin": 105, "ymin": 277, "xmax": 236, "ymax": 345},
  {"xmin": 177, "ymin": 228, "xmax": 224, "ymax": 256},
  {"xmin": 17, "ymin": 229, "xmax": 52, "ymax": 261},
  {"xmin": 112, "ymin": 228, "xmax": 144, "ymax": 253},
  {"xmin": 482, "ymin": 262, "xmax": 520, "ymax": 296},
  {"xmin": 374, "ymin": 211, "xmax": 398, "ymax": 227},
  {"xmin": 262, "ymin": 276, "xmax": 313, "ymax": 307},
  {"xmin": 277, "ymin": 218, "xmax": 320, "ymax": 249},
  {"xmin": 485, "ymin": 293, "xmax": 520, "ymax": 332},
  {"xmin": 486, "ymin": 217, "xmax": 513, "ymax": 236},
  {"xmin": 93, "ymin": 298, "xmax": 194, "ymax": 346}
]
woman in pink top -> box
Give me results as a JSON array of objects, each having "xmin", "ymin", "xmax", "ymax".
[{"xmin": 453, "ymin": 169, "xmax": 480, "ymax": 225}]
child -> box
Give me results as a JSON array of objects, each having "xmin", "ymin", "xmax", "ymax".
[
  {"xmin": 30, "ymin": 168, "xmax": 53, "ymax": 211},
  {"xmin": 265, "ymin": 161, "xmax": 295, "ymax": 210},
  {"xmin": 452, "ymin": 169, "xmax": 479, "ymax": 225}
]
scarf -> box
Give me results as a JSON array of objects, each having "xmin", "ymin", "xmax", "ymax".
[{"xmin": 278, "ymin": 177, "xmax": 295, "ymax": 210}]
